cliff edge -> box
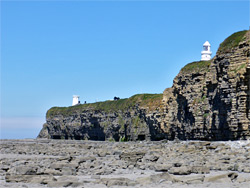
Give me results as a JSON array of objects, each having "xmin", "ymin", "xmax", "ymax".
[
  {"xmin": 38, "ymin": 94, "xmax": 165, "ymax": 141},
  {"xmin": 38, "ymin": 30, "xmax": 250, "ymax": 141}
]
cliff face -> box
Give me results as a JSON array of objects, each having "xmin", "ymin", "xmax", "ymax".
[
  {"xmin": 38, "ymin": 94, "xmax": 165, "ymax": 141},
  {"xmin": 162, "ymin": 30, "xmax": 250, "ymax": 140},
  {"xmin": 38, "ymin": 30, "xmax": 250, "ymax": 141}
]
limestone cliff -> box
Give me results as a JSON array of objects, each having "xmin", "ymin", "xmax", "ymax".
[
  {"xmin": 38, "ymin": 94, "xmax": 165, "ymax": 141},
  {"xmin": 162, "ymin": 30, "xmax": 250, "ymax": 140},
  {"xmin": 38, "ymin": 30, "xmax": 250, "ymax": 141}
]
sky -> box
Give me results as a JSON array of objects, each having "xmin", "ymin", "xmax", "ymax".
[{"xmin": 1, "ymin": 0, "xmax": 249, "ymax": 139}]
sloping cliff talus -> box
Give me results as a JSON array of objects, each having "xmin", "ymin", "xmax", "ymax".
[{"xmin": 38, "ymin": 30, "xmax": 250, "ymax": 141}]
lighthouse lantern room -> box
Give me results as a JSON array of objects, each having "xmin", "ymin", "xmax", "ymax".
[{"xmin": 201, "ymin": 41, "xmax": 212, "ymax": 61}]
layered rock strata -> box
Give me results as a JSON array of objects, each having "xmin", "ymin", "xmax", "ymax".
[
  {"xmin": 38, "ymin": 94, "xmax": 165, "ymax": 141},
  {"xmin": 1, "ymin": 139, "xmax": 250, "ymax": 188},
  {"xmin": 162, "ymin": 30, "xmax": 250, "ymax": 140},
  {"xmin": 38, "ymin": 30, "xmax": 250, "ymax": 141}
]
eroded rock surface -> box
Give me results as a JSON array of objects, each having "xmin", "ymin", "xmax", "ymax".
[
  {"xmin": 162, "ymin": 30, "xmax": 250, "ymax": 141},
  {"xmin": 1, "ymin": 139, "xmax": 250, "ymax": 187}
]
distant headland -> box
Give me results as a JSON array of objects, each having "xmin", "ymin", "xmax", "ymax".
[{"xmin": 38, "ymin": 30, "xmax": 250, "ymax": 141}]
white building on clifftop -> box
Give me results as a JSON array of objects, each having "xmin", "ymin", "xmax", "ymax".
[
  {"xmin": 201, "ymin": 41, "xmax": 212, "ymax": 61},
  {"xmin": 72, "ymin": 95, "xmax": 80, "ymax": 106}
]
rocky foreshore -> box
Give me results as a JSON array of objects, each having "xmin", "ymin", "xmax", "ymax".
[{"xmin": 1, "ymin": 139, "xmax": 250, "ymax": 188}]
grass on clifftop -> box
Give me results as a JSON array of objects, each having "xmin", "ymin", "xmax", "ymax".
[
  {"xmin": 180, "ymin": 60, "xmax": 211, "ymax": 73},
  {"xmin": 218, "ymin": 30, "xmax": 248, "ymax": 53},
  {"xmin": 180, "ymin": 30, "xmax": 248, "ymax": 74},
  {"xmin": 46, "ymin": 94, "xmax": 163, "ymax": 118}
]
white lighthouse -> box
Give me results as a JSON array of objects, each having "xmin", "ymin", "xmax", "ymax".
[
  {"xmin": 201, "ymin": 41, "xmax": 212, "ymax": 61},
  {"xmin": 72, "ymin": 95, "xmax": 80, "ymax": 106}
]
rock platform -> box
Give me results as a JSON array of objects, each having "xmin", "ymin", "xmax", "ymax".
[{"xmin": 1, "ymin": 139, "xmax": 250, "ymax": 188}]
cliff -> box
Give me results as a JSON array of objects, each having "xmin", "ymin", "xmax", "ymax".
[
  {"xmin": 38, "ymin": 94, "xmax": 166, "ymax": 141},
  {"xmin": 38, "ymin": 30, "xmax": 250, "ymax": 141}
]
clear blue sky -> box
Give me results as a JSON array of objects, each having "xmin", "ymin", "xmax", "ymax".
[{"xmin": 1, "ymin": 1, "xmax": 249, "ymax": 139}]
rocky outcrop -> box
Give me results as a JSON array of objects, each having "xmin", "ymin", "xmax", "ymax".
[
  {"xmin": 38, "ymin": 30, "xmax": 250, "ymax": 141},
  {"xmin": 162, "ymin": 30, "xmax": 250, "ymax": 140},
  {"xmin": 38, "ymin": 94, "xmax": 165, "ymax": 141}
]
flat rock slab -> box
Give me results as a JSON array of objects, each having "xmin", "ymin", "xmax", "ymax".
[{"xmin": 1, "ymin": 139, "xmax": 250, "ymax": 188}]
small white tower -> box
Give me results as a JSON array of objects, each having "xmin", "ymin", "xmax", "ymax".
[
  {"xmin": 72, "ymin": 95, "xmax": 80, "ymax": 106},
  {"xmin": 201, "ymin": 41, "xmax": 212, "ymax": 61}
]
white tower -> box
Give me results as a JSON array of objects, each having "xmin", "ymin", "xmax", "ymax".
[
  {"xmin": 72, "ymin": 95, "xmax": 80, "ymax": 106},
  {"xmin": 201, "ymin": 41, "xmax": 212, "ymax": 61}
]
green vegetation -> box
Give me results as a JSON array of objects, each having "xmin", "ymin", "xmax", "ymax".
[
  {"xmin": 137, "ymin": 94, "xmax": 163, "ymax": 110},
  {"xmin": 233, "ymin": 64, "xmax": 246, "ymax": 73},
  {"xmin": 46, "ymin": 93, "xmax": 163, "ymax": 118},
  {"xmin": 118, "ymin": 115, "xmax": 125, "ymax": 131},
  {"xmin": 180, "ymin": 60, "xmax": 211, "ymax": 73},
  {"xmin": 203, "ymin": 113, "xmax": 209, "ymax": 118},
  {"xmin": 202, "ymin": 95, "xmax": 206, "ymax": 102},
  {"xmin": 218, "ymin": 30, "xmax": 248, "ymax": 53},
  {"xmin": 228, "ymin": 63, "xmax": 247, "ymax": 75},
  {"xmin": 179, "ymin": 30, "xmax": 248, "ymax": 74},
  {"xmin": 132, "ymin": 116, "xmax": 141, "ymax": 128},
  {"xmin": 119, "ymin": 136, "xmax": 127, "ymax": 142},
  {"xmin": 108, "ymin": 137, "xmax": 115, "ymax": 142}
]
